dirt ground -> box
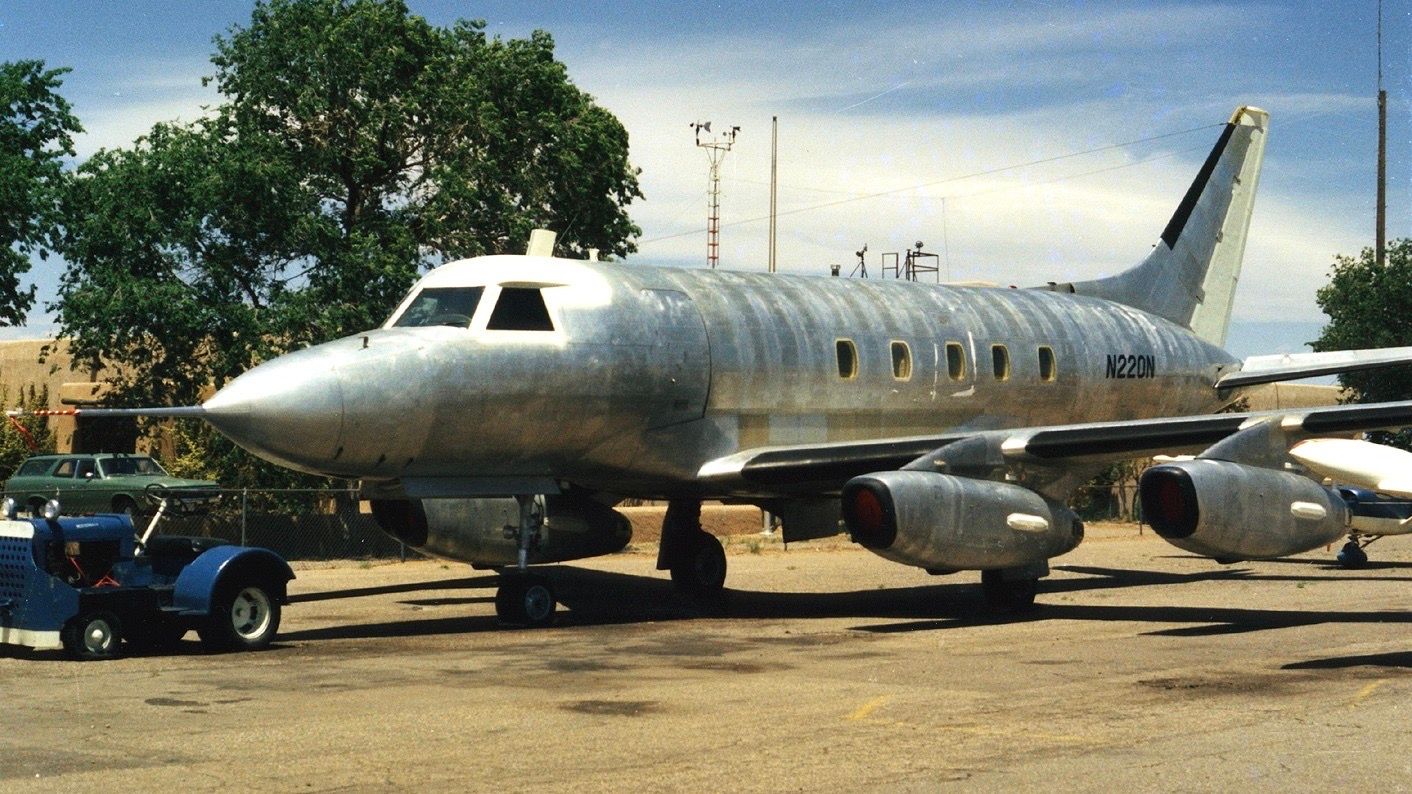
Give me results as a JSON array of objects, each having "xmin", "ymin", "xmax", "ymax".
[
  {"xmin": 4, "ymin": 523, "xmax": 1411, "ymax": 792},
  {"xmin": 617, "ymin": 503, "xmax": 772, "ymax": 542}
]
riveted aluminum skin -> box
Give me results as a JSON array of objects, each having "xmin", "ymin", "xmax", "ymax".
[
  {"xmin": 1139, "ymin": 460, "xmax": 1349, "ymax": 561},
  {"xmin": 201, "ymin": 256, "xmax": 1238, "ymax": 499},
  {"xmin": 371, "ymin": 494, "xmax": 632, "ymax": 566},
  {"xmin": 845, "ymin": 470, "xmax": 1084, "ymax": 571}
]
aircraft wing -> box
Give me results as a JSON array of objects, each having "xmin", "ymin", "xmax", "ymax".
[
  {"xmin": 1216, "ymin": 346, "xmax": 1412, "ymax": 389},
  {"xmin": 697, "ymin": 399, "xmax": 1412, "ymax": 494}
]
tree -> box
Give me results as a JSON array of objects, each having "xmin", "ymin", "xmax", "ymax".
[
  {"xmin": 1313, "ymin": 239, "xmax": 1412, "ymax": 448},
  {"xmin": 54, "ymin": 0, "xmax": 642, "ymax": 486},
  {"xmin": 0, "ymin": 385, "xmax": 56, "ymax": 479},
  {"xmin": 1313, "ymin": 239, "xmax": 1412, "ymax": 403},
  {"xmin": 0, "ymin": 60, "xmax": 81, "ymax": 326}
]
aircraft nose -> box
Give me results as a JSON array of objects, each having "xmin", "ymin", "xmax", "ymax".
[{"xmin": 202, "ymin": 347, "xmax": 345, "ymax": 474}]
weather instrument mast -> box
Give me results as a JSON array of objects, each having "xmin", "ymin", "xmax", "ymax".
[{"xmin": 691, "ymin": 121, "xmax": 740, "ymax": 269}]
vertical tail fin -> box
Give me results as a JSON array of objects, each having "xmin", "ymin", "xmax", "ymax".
[{"xmin": 1057, "ymin": 106, "xmax": 1268, "ymax": 347}]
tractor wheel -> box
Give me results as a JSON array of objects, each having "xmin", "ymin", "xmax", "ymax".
[
  {"xmin": 198, "ymin": 580, "xmax": 281, "ymax": 652},
  {"xmin": 61, "ymin": 611, "xmax": 124, "ymax": 661}
]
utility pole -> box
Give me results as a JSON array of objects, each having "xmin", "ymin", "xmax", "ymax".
[
  {"xmin": 769, "ymin": 116, "xmax": 778, "ymax": 273},
  {"xmin": 1376, "ymin": 0, "xmax": 1387, "ymax": 267},
  {"xmin": 691, "ymin": 121, "xmax": 740, "ymax": 269}
]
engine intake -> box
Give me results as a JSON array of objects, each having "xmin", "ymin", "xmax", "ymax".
[
  {"xmin": 1139, "ymin": 460, "xmax": 1348, "ymax": 561},
  {"xmin": 842, "ymin": 471, "xmax": 1083, "ymax": 571}
]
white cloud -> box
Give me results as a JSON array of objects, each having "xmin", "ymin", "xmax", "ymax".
[{"xmin": 559, "ymin": 4, "xmax": 1381, "ymax": 334}]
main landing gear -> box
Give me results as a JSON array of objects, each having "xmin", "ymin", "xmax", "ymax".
[
  {"xmin": 495, "ymin": 495, "xmax": 558, "ymax": 628},
  {"xmin": 980, "ymin": 563, "xmax": 1045, "ymax": 612},
  {"xmin": 1336, "ymin": 534, "xmax": 1379, "ymax": 569},
  {"xmin": 658, "ymin": 500, "xmax": 727, "ymax": 597}
]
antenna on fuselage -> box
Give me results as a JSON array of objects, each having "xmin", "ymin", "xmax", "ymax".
[{"xmin": 526, "ymin": 229, "xmax": 557, "ymax": 257}]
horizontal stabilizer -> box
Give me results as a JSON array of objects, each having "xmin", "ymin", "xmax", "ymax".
[{"xmin": 1216, "ymin": 346, "xmax": 1412, "ymax": 389}]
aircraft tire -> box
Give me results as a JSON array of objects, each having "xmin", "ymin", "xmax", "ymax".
[
  {"xmin": 981, "ymin": 570, "xmax": 1037, "ymax": 611},
  {"xmin": 1337, "ymin": 541, "xmax": 1368, "ymax": 569},
  {"xmin": 670, "ymin": 532, "xmax": 727, "ymax": 597},
  {"xmin": 495, "ymin": 574, "xmax": 557, "ymax": 628}
]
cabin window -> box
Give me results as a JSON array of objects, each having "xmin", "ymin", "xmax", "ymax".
[
  {"xmin": 945, "ymin": 342, "xmax": 965, "ymax": 381},
  {"xmin": 1038, "ymin": 346, "xmax": 1057, "ymax": 382},
  {"xmin": 991, "ymin": 344, "xmax": 1010, "ymax": 381},
  {"xmin": 487, "ymin": 287, "xmax": 555, "ymax": 331},
  {"xmin": 836, "ymin": 339, "xmax": 858, "ymax": 379},
  {"xmin": 890, "ymin": 341, "xmax": 912, "ymax": 381},
  {"xmin": 391, "ymin": 286, "xmax": 485, "ymax": 328}
]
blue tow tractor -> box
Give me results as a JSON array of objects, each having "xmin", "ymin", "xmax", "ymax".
[{"xmin": 0, "ymin": 495, "xmax": 293, "ymax": 660}]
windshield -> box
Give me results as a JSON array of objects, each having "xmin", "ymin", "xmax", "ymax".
[
  {"xmin": 391, "ymin": 286, "xmax": 485, "ymax": 328},
  {"xmin": 99, "ymin": 457, "xmax": 168, "ymax": 477}
]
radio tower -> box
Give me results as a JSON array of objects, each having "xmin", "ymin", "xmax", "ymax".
[{"xmin": 691, "ymin": 121, "xmax": 740, "ymax": 268}]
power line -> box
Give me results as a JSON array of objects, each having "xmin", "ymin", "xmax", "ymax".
[{"xmin": 641, "ymin": 121, "xmax": 1222, "ymax": 246}]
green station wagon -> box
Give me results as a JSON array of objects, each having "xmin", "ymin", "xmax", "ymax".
[{"xmin": 3, "ymin": 453, "xmax": 219, "ymax": 516}]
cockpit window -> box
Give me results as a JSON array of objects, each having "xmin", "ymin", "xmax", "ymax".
[
  {"xmin": 486, "ymin": 287, "xmax": 555, "ymax": 331},
  {"xmin": 391, "ymin": 286, "xmax": 485, "ymax": 328}
]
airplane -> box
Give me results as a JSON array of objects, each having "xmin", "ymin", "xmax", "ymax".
[{"xmin": 24, "ymin": 106, "xmax": 1412, "ymax": 625}]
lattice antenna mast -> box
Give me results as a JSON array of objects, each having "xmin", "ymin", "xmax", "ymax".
[{"xmin": 690, "ymin": 121, "xmax": 740, "ymax": 268}]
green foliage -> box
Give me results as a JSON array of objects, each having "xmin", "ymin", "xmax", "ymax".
[
  {"xmin": 1071, "ymin": 460, "xmax": 1148, "ymax": 523},
  {"xmin": 53, "ymin": 0, "xmax": 642, "ymax": 488},
  {"xmin": 1313, "ymin": 239, "xmax": 1412, "ymax": 404},
  {"xmin": 0, "ymin": 385, "xmax": 56, "ymax": 480},
  {"xmin": 1313, "ymin": 239, "xmax": 1412, "ymax": 450},
  {"xmin": 0, "ymin": 60, "xmax": 82, "ymax": 325}
]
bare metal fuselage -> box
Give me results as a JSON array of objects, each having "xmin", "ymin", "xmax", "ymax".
[{"xmin": 203, "ymin": 256, "xmax": 1239, "ymax": 499}]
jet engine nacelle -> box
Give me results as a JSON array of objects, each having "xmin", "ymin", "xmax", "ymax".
[
  {"xmin": 1139, "ymin": 460, "xmax": 1348, "ymax": 562},
  {"xmin": 371, "ymin": 493, "xmax": 632, "ymax": 566},
  {"xmin": 841, "ymin": 471, "xmax": 1084, "ymax": 571}
]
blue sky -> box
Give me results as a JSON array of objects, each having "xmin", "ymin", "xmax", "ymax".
[{"xmin": 1, "ymin": 1, "xmax": 1408, "ymax": 359}]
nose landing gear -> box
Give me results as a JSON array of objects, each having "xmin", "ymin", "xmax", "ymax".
[{"xmin": 495, "ymin": 495, "xmax": 558, "ymax": 627}]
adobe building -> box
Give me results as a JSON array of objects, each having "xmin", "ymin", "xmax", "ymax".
[{"xmin": 0, "ymin": 337, "xmax": 149, "ymax": 454}]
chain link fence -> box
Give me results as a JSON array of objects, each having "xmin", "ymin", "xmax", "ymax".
[
  {"xmin": 7, "ymin": 488, "xmax": 407, "ymax": 561},
  {"xmin": 6, "ymin": 482, "xmax": 1148, "ymax": 562}
]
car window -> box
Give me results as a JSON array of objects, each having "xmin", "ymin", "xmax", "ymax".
[
  {"xmin": 75, "ymin": 459, "xmax": 96, "ymax": 479},
  {"xmin": 53, "ymin": 459, "xmax": 79, "ymax": 478},
  {"xmin": 16, "ymin": 459, "xmax": 53, "ymax": 476},
  {"xmin": 100, "ymin": 457, "xmax": 168, "ymax": 477}
]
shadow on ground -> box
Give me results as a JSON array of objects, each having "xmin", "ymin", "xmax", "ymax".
[{"xmin": 277, "ymin": 562, "xmax": 1412, "ymax": 645}]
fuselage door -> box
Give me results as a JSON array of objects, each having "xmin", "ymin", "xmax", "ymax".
[{"xmin": 641, "ymin": 289, "xmax": 711, "ymax": 429}]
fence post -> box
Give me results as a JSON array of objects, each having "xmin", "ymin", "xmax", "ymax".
[{"xmin": 240, "ymin": 488, "xmax": 248, "ymax": 547}]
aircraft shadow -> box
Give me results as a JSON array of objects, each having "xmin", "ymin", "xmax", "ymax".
[
  {"xmin": 1152, "ymin": 554, "xmax": 1412, "ymax": 572},
  {"xmin": 275, "ymin": 562, "xmax": 1412, "ymax": 644},
  {"xmin": 1283, "ymin": 651, "xmax": 1412, "ymax": 670},
  {"xmin": 289, "ymin": 575, "xmax": 499, "ymax": 603}
]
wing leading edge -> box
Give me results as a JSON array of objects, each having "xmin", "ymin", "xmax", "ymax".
[{"xmin": 697, "ymin": 400, "xmax": 1412, "ymax": 495}]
